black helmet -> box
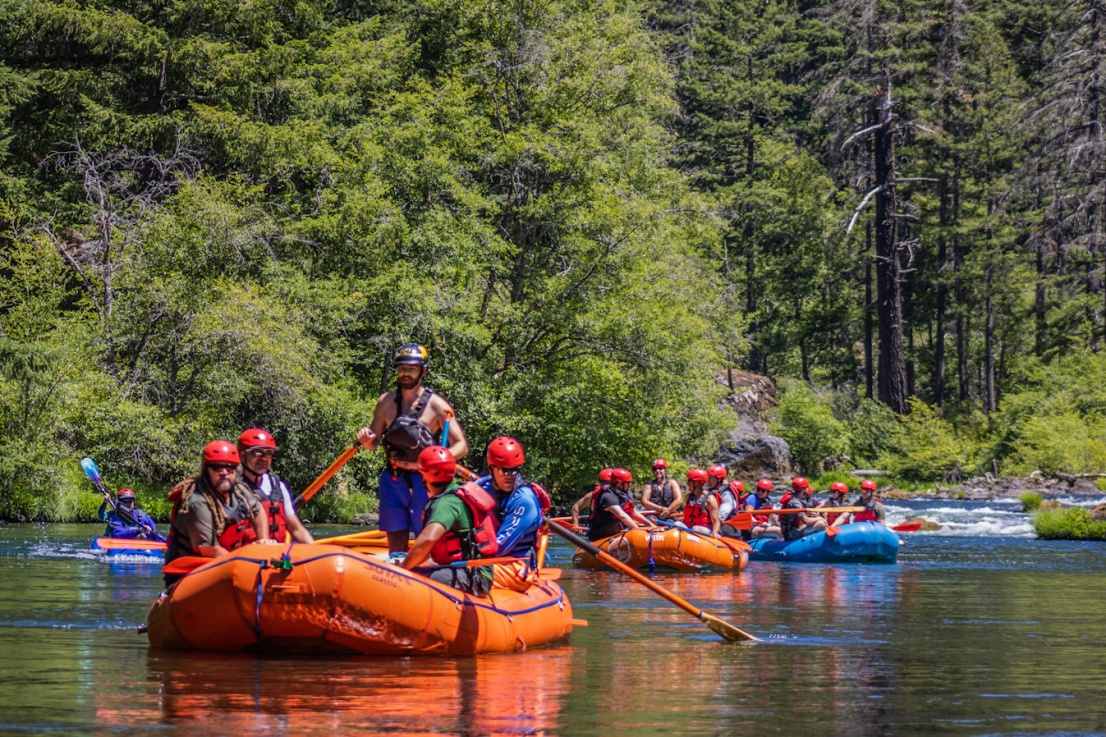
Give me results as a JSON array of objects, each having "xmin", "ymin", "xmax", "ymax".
[{"xmin": 394, "ymin": 343, "xmax": 429, "ymax": 367}]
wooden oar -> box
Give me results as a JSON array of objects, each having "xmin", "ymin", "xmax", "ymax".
[
  {"xmin": 545, "ymin": 518, "xmax": 759, "ymax": 643},
  {"xmin": 291, "ymin": 443, "xmax": 361, "ymax": 510}
]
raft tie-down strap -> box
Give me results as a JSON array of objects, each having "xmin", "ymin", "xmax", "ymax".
[
  {"xmin": 254, "ymin": 560, "xmax": 269, "ymax": 642},
  {"xmin": 647, "ymin": 531, "xmax": 656, "ymax": 573}
]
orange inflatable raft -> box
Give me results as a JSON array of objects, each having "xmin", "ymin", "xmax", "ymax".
[
  {"xmin": 147, "ymin": 542, "xmax": 578, "ymax": 655},
  {"xmin": 573, "ymin": 527, "xmax": 748, "ymax": 571}
]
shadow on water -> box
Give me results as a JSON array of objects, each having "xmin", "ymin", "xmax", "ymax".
[{"xmin": 2, "ymin": 514, "xmax": 1106, "ymax": 735}]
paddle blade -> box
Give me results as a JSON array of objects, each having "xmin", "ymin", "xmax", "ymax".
[
  {"xmin": 892, "ymin": 522, "xmax": 922, "ymax": 532},
  {"xmin": 80, "ymin": 457, "xmax": 102, "ymax": 487},
  {"xmin": 825, "ymin": 525, "xmax": 839, "ymax": 538},
  {"xmin": 701, "ymin": 612, "xmax": 760, "ymax": 643}
]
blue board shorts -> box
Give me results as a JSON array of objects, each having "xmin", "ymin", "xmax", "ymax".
[{"xmin": 378, "ymin": 467, "xmax": 429, "ymax": 534}]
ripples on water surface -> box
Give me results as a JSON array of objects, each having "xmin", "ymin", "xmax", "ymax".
[{"xmin": 2, "ymin": 503, "xmax": 1106, "ymax": 735}]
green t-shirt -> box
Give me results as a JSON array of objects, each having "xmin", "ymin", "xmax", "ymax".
[{"xmin": 425, "ymin": 483, "xmax": 492, "ymax": 580}]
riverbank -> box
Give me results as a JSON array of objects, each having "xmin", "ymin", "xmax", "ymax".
[{"xmin": 863, "ymin": 475, "xmax": 1106, "ymax": 502}]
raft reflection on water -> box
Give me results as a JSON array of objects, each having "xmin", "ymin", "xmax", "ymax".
[{"xmin": 141, "ymin": 647, "xmax": 572, "ymax": 734}]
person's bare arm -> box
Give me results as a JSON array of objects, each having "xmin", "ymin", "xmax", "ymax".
[
  {"xmin": 641, "ymin": 486, "xmax": 663, "ymax": 514},
  {"xmin": 610, "ymin": 506, "xmax": 641, "ymax": 530},
  {"xmin": 402, "ymin": 522, "xmax": 448, "ymax": 569},
  {"xmin": 286, "ymin": 513, "xmax": 314, "ymax": 543},
  {"xmin": 356, "ymin": 393, "xmax": 394, "ymax": 450},
  {"xmin": 708, "ymin": 497, "xmax": 721, "ymax": 536},
  {"xmin": 252, "ymin": 505, "xmax": 272, "ymax": 542},
  {"xmin": 571, "ymin": 492, "xmax": 593, "ymax": 527}
]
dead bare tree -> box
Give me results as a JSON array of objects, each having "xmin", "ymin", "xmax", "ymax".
[{"xmin": 40, "ymin": 137, "xmax": 199, "ymax": 377}]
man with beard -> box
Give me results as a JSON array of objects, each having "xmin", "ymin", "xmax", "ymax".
[
  {"xmin": 356, "ymin": 344, "xmax": 469, "ymax": 554},
  {"xmin": 164, "ymin": 441, "xmax": 273, "ymax": 586}
]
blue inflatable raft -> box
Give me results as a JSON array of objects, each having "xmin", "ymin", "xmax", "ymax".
[{"xmin": 746, "ymin": 521, "xmax": 900, "ymax": 563}]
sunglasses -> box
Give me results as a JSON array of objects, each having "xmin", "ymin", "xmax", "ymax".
[
  {"xmin": 209, "ymin": 464, "xmax": 238, "ymax": 474},
  {"xmin": 491, "ymin": 467, "xmax": 521, "ymax": 475},
  {"xmin": 246, "ymin": 449, "xmax": 276, "ymax": 458}
]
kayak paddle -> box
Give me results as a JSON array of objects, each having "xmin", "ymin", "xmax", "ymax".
[
  {"xmin": 545, "ymin": 518, "xmax": 759, "ymax": 643},
  {"xmin": 891, "ymin": 521, "xmax": 923, "ymax": 532}
]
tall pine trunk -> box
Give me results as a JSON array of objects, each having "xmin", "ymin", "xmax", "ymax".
[{"xmin": 873, "ymin": 81, "xmax": 910, "ymax": 414}]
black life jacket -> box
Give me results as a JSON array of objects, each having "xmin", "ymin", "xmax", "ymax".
[
  {"xmin": 382, "ymin": 388, "xmax": 436, "ymax": 463},
  {"xmin": 423, "ymin": 482, "xmax": 501, "ymax": 564},
  {"xmin": 648, "ymin": 479, "xmax": 675, "ymax": 508}
]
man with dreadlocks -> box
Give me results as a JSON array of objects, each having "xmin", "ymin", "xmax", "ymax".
[{"xmin": 163, "ymin": 440, "xmax": 273, "ymax": 587}]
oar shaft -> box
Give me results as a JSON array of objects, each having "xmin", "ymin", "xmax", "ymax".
[
  {"xmin": 292, "ymin": 444, "xmax": 361, "ymax": 509},
  {"xmin": 545, "ymin": 519, "xmax": 758, "ymax": 642}
]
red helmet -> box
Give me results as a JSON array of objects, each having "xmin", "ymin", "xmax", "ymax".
[
  {"xmin": 652, "ymin": 458, "xmax": 669, "ymax": 469},
  {"xmin": 731, "ymin": 481, "xmax": 746, "ymax": 493},
  {"xmin": 687, "ymin": 468, "xmax": 708, "ymax": 483},
  {"xmin": 792, "ymin": 476, "xmax": 811, "ymax": 492},
  {"xmin": 486, "ymin": 436, "xmax": 525, "ymax": 469},
  {"xmin": 707, "ymin": 464, "xmax": 727, "ymax": 479},
  {"xmin": 861, "ymin": 479, "xmax": 877, "ymax": 492},
  {"xmin": 830, "ymin": 482, "xmax": 850, "ymax": 495},
  {"xmin": 756, "ymin": 478, "xmax": 773, "ymax": 492},
  {"xmin": 611, "ymin": 468, "xmax": 633, "ymax": 484},
  {"xmin": 418, "ymin": 445, "xmax": 456, "ymax": 484},
  {"xmin": 237, "ymin": 427, "xmax": 277, "ymax": 450},
  {"xmin": 203, "ymin": 440, "xmax": 240, "ymax": 465},
  {"xmin": 598, "ymin": 468, "xmax": 613, "ymax": 482},
  {"xmin": 116, "ymin": 488, "xmax": 135, "ymax": 500}
]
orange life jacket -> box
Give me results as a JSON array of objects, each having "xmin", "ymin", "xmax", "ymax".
[{"xmin": 426, "ymin": 482, "xmax": 501, "ymax": 564}]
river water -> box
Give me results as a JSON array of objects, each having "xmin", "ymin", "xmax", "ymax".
[{"xmin": 2, "ymin": 499, "xmax": 1106, "ymax": 735}]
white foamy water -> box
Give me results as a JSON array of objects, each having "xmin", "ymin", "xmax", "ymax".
[{"xmin": 885, "ymin": 502, "xmax": 1036, "ymax": 538}]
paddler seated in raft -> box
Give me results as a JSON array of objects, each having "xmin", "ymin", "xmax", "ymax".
[
  {"xmin": 477, "ymin": 437, "xmax": 553, "ymax": 590},
  {"xmin": 571, "ymin": 468, "xmax": 613, "ymax": 528},
  {"xmin": 641, "ymin": 459, "xmax": 683, "ymax": 521},
  {"xmin": 818, "ymin": 481, "xmax": 852, "ymax": 526},
  {"xmin": 678, "ymin": 468, "xmax": 721, "ymax": 536},
  {"xmin": 400, "ymin": 446, "xmax": 495, "ymax": 596},
  {"xmin": 98, "ymin": 488, "xmax": 166, "ymax": 542},
  {"xmin": 711, "ymin": 464, "xmax": 745, "ymax": 537},
  {"xmin": 237, "ymin": 428, "xmax": 314, "ymax": 544},
  {"xmin": 745, "ymin": 478, "xmax": 782, "ymax": 539},
  {"xmin": 586, "ymin": 467, "xmax": 650, "ymax": 541},
  {"xmin": 355, "ymin": 343, "xmax": 469, "ymax": 556},
  {"xmin": 850, "ymin": 479, "xmax": 886, "ymax": 524},
  {"xmin": 778, "ymin": 476, "xmax": 827, "ymax": 541},
  {"xmin": 164, "ymin": 441, "xmax": 276, "ymax": 587}
]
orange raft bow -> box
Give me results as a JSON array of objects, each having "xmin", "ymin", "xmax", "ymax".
[
  {"xmin": 148, "ymin": 541, "xmax": 581, "ymax": 655},
  {"xmin": 573, "ymin": 527, "xmax": 748, "ymax": 572}
]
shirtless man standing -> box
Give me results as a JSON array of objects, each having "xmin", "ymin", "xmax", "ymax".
[{"xmin": 356, "ymin": 343, "xmax": 469, "ymax": 554}]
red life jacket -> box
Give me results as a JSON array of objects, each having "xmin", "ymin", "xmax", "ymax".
[
  {"xmin": 854, "ymin": 497, "xmax": 882, "ymax": 523},
  {"xmin": 217, "ymin": 515, "xmax": 259, "ymax": 550},
  {"xmin": 251, "ymin": 472, "xmax": 289, "ymax": 544},
  {"xmin": 426, "ymin": 482, "xmax": 501, "ymax": 564},
  {"xmin": 683, "ymin": 491, "xmax": 721, "ymax": 528}
]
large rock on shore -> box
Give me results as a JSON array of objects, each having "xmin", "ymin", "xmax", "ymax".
[
  {"xmin": 718, "ymin": 432, "xmax": 793, "ymax": 477},
  {"xmin": 713, "ymin": 369, "xmax": 792, "ymax": 477}
]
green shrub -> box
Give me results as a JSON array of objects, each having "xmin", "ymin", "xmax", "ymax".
[
  {"xmin": 1033, "ymin": 506, "xmax": 1106, "ymax": 540},
  {"xmin": 833, "ymin": 393, "xmax": 902, "ymax": 466},
  {"xmin": 880, "ymin": 398, "xmax": 975, "ymax": 482},
  {"xmin": 1019, "ymin": 492, "xmax": 1042, "ymax": 512},
  {"xmin": 1006, "ymin": 412, "xmax": 1106, "ymax": 475},
  {"xmin": 298, "ymin": 490, "xmax": 378, "ymax": 525},
  {"xmin": 771, "ymin": 384, "xmax": 850, "ymax": 474},
  {"xmin": 810, "ymin": 469, "xmax": 855, "ymax": 493}
]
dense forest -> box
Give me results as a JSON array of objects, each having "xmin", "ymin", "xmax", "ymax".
[{"xmin": 1, "ymin": 0, "xmax": 1105, "ymax": 520}]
